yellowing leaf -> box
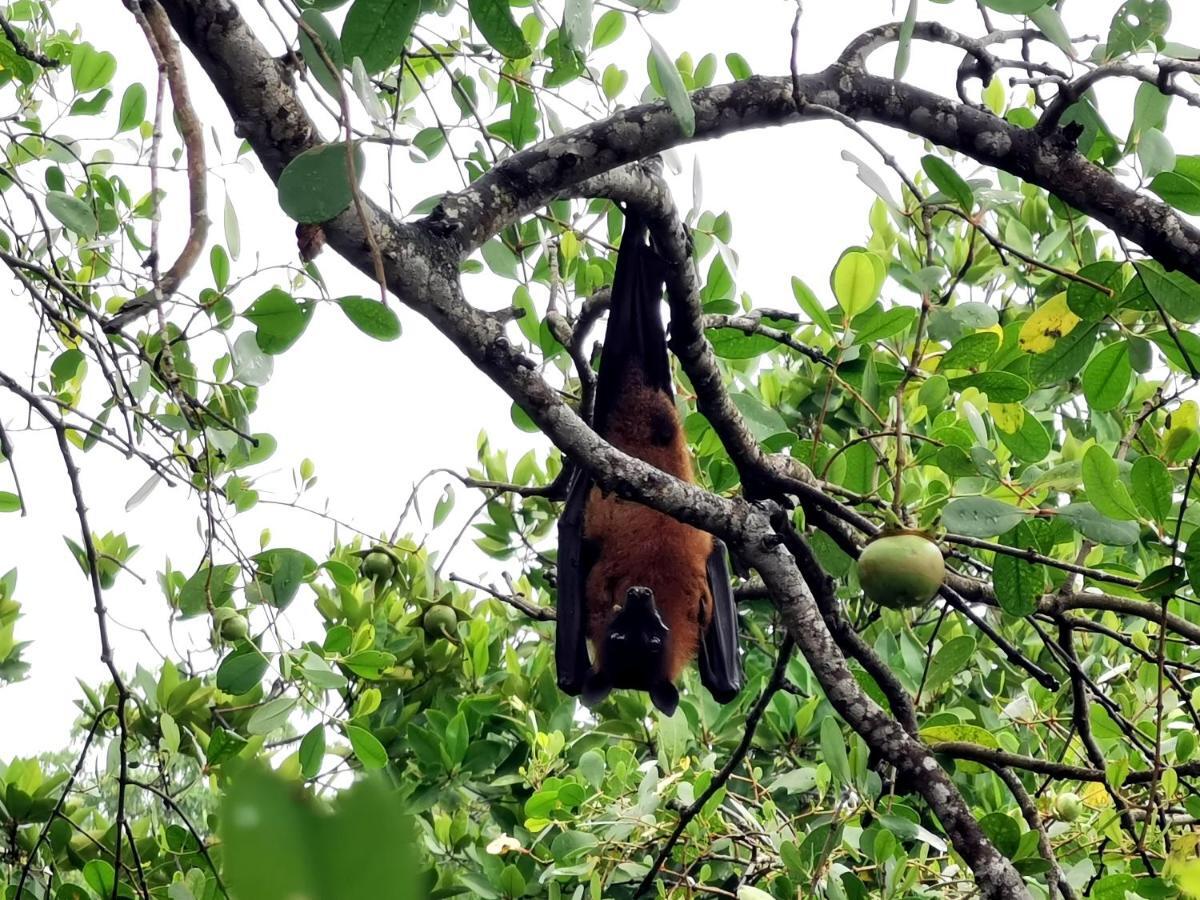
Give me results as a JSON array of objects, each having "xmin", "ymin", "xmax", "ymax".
[
  {"xmin": 1080, "ymin": 780, "xmax": 1113, "ymax": 809},
  {"xmin": 990, "ymin": 403, "xmax": 1024, "ymax": 434},
  {"xmin": 1018, "ymin": 292, "xmax": 1081, "ymax": 353}
]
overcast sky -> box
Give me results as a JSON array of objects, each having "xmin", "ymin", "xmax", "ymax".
[{"xmin": 2, "ymin": 0, "xmax": 1198, "ymax": 759}]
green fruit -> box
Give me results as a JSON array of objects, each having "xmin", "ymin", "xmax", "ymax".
[
  {"xmin": 857, "ymin": 533, "xmax": 945, "ymax": 609},
  {"xmin": 220, "ymin": 613, "xmax": 249, "ymax": 640},
  {"xmin": 1054, "ymin": 791, "xmax": 1083, "ymax": 822},
  {"xmin": 423, "ymin": 604, "xmax": 457, "ymax": 639},
  {"xmin": 362, "ymin": 551, "xmax": 395, "ymax": 581}
]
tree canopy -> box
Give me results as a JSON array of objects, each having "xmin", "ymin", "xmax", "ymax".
[{"xmin": 4, "ymin": 1, "xmax": 1200, "ymax": 898}]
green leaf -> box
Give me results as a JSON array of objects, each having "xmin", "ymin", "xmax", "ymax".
[
  {"xmin": 1106, "ymin": 0, "xmax": 1172, "ymax": 58},
  {"xmin": 0, "ymin": 492, "xmax": 20, "ymax": 513},
  {"xmin": 225, "ymin": 190, "xmax": 242, "ymax": 259},
  {"xmin": 179, "ymin": 563, "xmax": 239, "ymax": 618},
  {"xmin": 211, "ymin": 244, "xmax": 230, "ymax": 291},
  {"xmin": 941, "ymin": 497, "xmax": 1028, "ymax": 537},
  {"xmin": 979, "ymin": 812, "xmax": 1021, "ymax": 860},
  {"xmin": 726, "ymin": 52, "xmax": 752, "ymax": 80},
  {"xmin": 819, "ymin": 717, "xmax": 852, "ymax": 786},
  {"xmin": 45, "ymin": 191, "xmax": 97, "ymax": 237},
  {"xmin": 70, "ymin": 44, "xmax": 116, "ymax": 93},
  {"xmin": 1135, "ymin": 262, "xmax": 1200, "ymax": 323},
  {"xmin": 1082, "ymin": 342, "xmax": 1131, "ymax": 412},
  {"xmin": 997, "ymin": 412, "xmax": 1050, "ymax": 463},
  {"xmin": 247, "ymin": 697, "xmax": 297, "ymax": 735},
  {"xmin": 1149, "ymin": 170, "xmax": 1200, "ymax": 214},
  {"xmin": 1028, "ymin": 320, "xmax": 1102, "ymax": 385},
  {"xmin": 245, "ymin": 288, "xmax": 313, "ymax": 354},
  {"xmin": 341, "ymin": 0, "xmax": 419, "ymax": 73},
  {"xmin": 832, "ymin": 249, "xmax": 884, "ymax": 318},
  {"xmin": 1066, "ymin": 261, "xmax": 1122, "ymax": 319},
  {"xmin": 1139, "ymin": 127, "xmax": 1176, "ymax": 179},
  {"xmin": 1137, "ymin": 564, "xmax": 1186, "ymax": 598},
  {"xmin": 1131, "ymin": 456, "xmax": 1172, "ymax": 523},
  {"xmin": 116, "ymin": 83, "xmax": 146, "ymax": 132},
  {"xmin": 993, "ymin": 531, "xmax": 1043, "ymax": 617},
  {"xmin": 299, "ymin": 726, "xmax": 325, "ymax": 779},
  {"xmin": 1056, "ymin": 502, "xmax": 1140, "ymax": 545},
  {"xmin": 298, "ymin": 10, "xmax": 344, "ymax": 97},
  {"xmin": 346, "ymin": 724, "xmax": 388, "ymax": 769},
  {"xmin": 920, "ymin": 724, "xmax": 1000, "ymax": 749},
  {"xmin": 980, "ymin": 0, "xmax": 1046, "ymax": 13},
  {"xmin": 70, "ymin": 88, "xmax": 111, "ymax": 117},
  {"xmin": 921, "ymin": 154, "xmax": 974, "ymax": 210},
  {"xmin": 707, "ymin": 327, "xmax": 778, "ymax": 359},
  {"xmin": 445, "ymin": 712, "xmax": 468, "ymax": 767},
  {"xmin": 925, "ymin": 635, "xmax": 976, "ymax": 693},
  {"xmin": 894, "ymin": 0, "xmax": 918, "ymax": 79},
  {"xmin": 940, "ymin": 332, "xmax": 1000, "ymax": 370},
  {"xmin": 336, "ymin": 296, "xmax": 401, "ymax": 341},
  {"xmin": 947, "ymin": 371, "xmax": 1031, "ymax": 403},
  {"xmin": 648, "ymin": 37, "xmax": 694, "ymax": 138},
  {"xmin": 82, "ymin": 860, "xmax": 115, "ymax": 898},
  {"xmin": 221, "ymin": 766, "xmax": 417, "ymax": 900},
  {"xmin": 253, "ymin": 548, "xmax": 317, "ymax": 609},
  {"xmin": 849, "ymin": 305, "xmax": 914, "ymax": 346},
  {"xmin": 592, "ymin": 9, "xmax": 624, "ymax": 49},
  {"xmin": 277, "ymin": 142, "xmax": 365, "ymax": 224},
  {"xmin": 1082, "ymin": 445, "xmax": 1138, "ymax": 521},
  {"xmin": 216, "ymin": 645, "xmax": 270, "ymax": 695},
  {"xmin": 1029, "ymin": 5, "xmax": 1075, "ymax": 57},
  {"xmin": 792, "ymin": 276, "xmax": 834, "ymax": 334},
  {"xmin": 468, "ymin": 0, "xmax": 531, "ymax": 59},
  {"xmin": 731, "ymin": 392, "xmax": 788, "ymax": 440},
  {"xmin": 563, "ymin": 0, "xmax": 593, "ymax": 52}
]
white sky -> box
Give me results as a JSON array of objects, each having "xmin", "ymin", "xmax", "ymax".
[{"xmin": 1, "ymin": 0, "xmax": 1198, "ymax": 759}]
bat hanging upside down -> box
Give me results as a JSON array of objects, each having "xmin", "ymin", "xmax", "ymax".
[{"xmin": 555, "ymin": 210, "xmax": 743, "ymax": 716}]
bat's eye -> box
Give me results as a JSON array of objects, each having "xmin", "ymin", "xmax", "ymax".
[
  {"xmin": 611, "ymin": 632, "xmax": 626, "ymax": 642},
  {"xmin": 648, "ymin": 636, "xmax": 662, "ymax": 648}
]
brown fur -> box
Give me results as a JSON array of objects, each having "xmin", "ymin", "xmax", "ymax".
[{"xmin": 584, "ymin": 372, "xmax": 713, "ymax": 680}]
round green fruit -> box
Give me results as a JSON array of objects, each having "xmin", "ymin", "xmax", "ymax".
[
  {"xmin": 1054, "ymin": 791, "xmax": 1083, "ymax": 822},
  {"xmin": 423, "ymin": 604, "xmax": 458, "ymax": 639},
  {"xmin": 857, "ymin": 533, "xmax": 945, "ymax": 609},
  {"xmin": 220, "ymin": 613, "xmax": 249, "ymax": 640},
  {"xmin": 362, "ymin": 551, "xmax": 395, "ymax": 581}
]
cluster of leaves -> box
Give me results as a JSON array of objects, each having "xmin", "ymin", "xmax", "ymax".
[{"xmin": 3, "ymin": 0, "xmax": 1200, "ymax": 898}]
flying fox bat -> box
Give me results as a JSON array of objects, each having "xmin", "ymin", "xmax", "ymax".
[{"xmin": 555, "ymin": 210, "xmax": 743, "ymax": 716}]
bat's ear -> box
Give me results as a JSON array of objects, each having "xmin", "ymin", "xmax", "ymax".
[
  {"xmin": 581, "ymin": 669, "xmax": 612, "ymax": 708},
  {"xmin": 649, "ymin": 680, "xmax": 679, "ymax": 717}
]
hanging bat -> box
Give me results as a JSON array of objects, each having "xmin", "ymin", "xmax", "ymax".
[{"xmin": 555, "ymin": 210, "xmax": 743, "ymax": 716}]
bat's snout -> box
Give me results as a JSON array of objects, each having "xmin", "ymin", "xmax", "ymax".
[{"xmin": 624, "ymin": 585, "xmax": 655, "ymax": 610}]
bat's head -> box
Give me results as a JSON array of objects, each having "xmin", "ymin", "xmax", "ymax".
[{"xmin": 582, "ymin": 586, "xmax": 679, "ymax": 716}]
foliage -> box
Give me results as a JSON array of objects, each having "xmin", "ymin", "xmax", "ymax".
[{"xmin": 1, "ymin": 0, "xmax": 1200, "ymax": 898}]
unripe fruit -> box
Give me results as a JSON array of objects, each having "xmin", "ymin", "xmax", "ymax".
[
  {"xmin": 1054, "ymin": 791, "xmax": 1083, "ymax": 822},
  {"xmin": 858, "ymin": 532, "xmax": 945, "ymax": 609},
  {"xmin": 220, "ymin": 613, "xmax": 249, "ymax": 640},
  {"xmin": 423, "ymin": 604, "xmax": 457, "ymax": 639},
  {"xmin": 362, "ymin": 551, "xmax": 395, "ymax": 581}
]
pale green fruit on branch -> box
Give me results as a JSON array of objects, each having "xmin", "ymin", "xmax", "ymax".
[
  {"xmin": 857, "ymin": 532, "xmax": 946, "ymax": 609},
  {"xmin": 362, "ymin": 551, "xmax": 395, "ymax": 581},
  {"xmin": 423, "ymin": 604, "xmax": 458, "ymax": 639},
  {"xmin": 1054, "ymin": 791, "xmax": 1083, "ymax": 822},
  {"xmin": 220, "ymin": 613, "xmax": 249, "ymax": 641}
]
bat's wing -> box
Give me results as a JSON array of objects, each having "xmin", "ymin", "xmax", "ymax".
[
  {"xmin": 591, "ymin": 210, "xmax": 671, "ymax": 435},
  {"xmin": 555, "ymin": 466, "xmax": 593, "ymax": 695},
  {"xmin": 699, "ymin": 539, "xmax": 743, "ymax": 702}
]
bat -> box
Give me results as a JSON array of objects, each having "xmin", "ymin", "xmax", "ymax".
[{"xmin": 555, "ymin": 209, "xmax": 743, "ymax": 716}]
